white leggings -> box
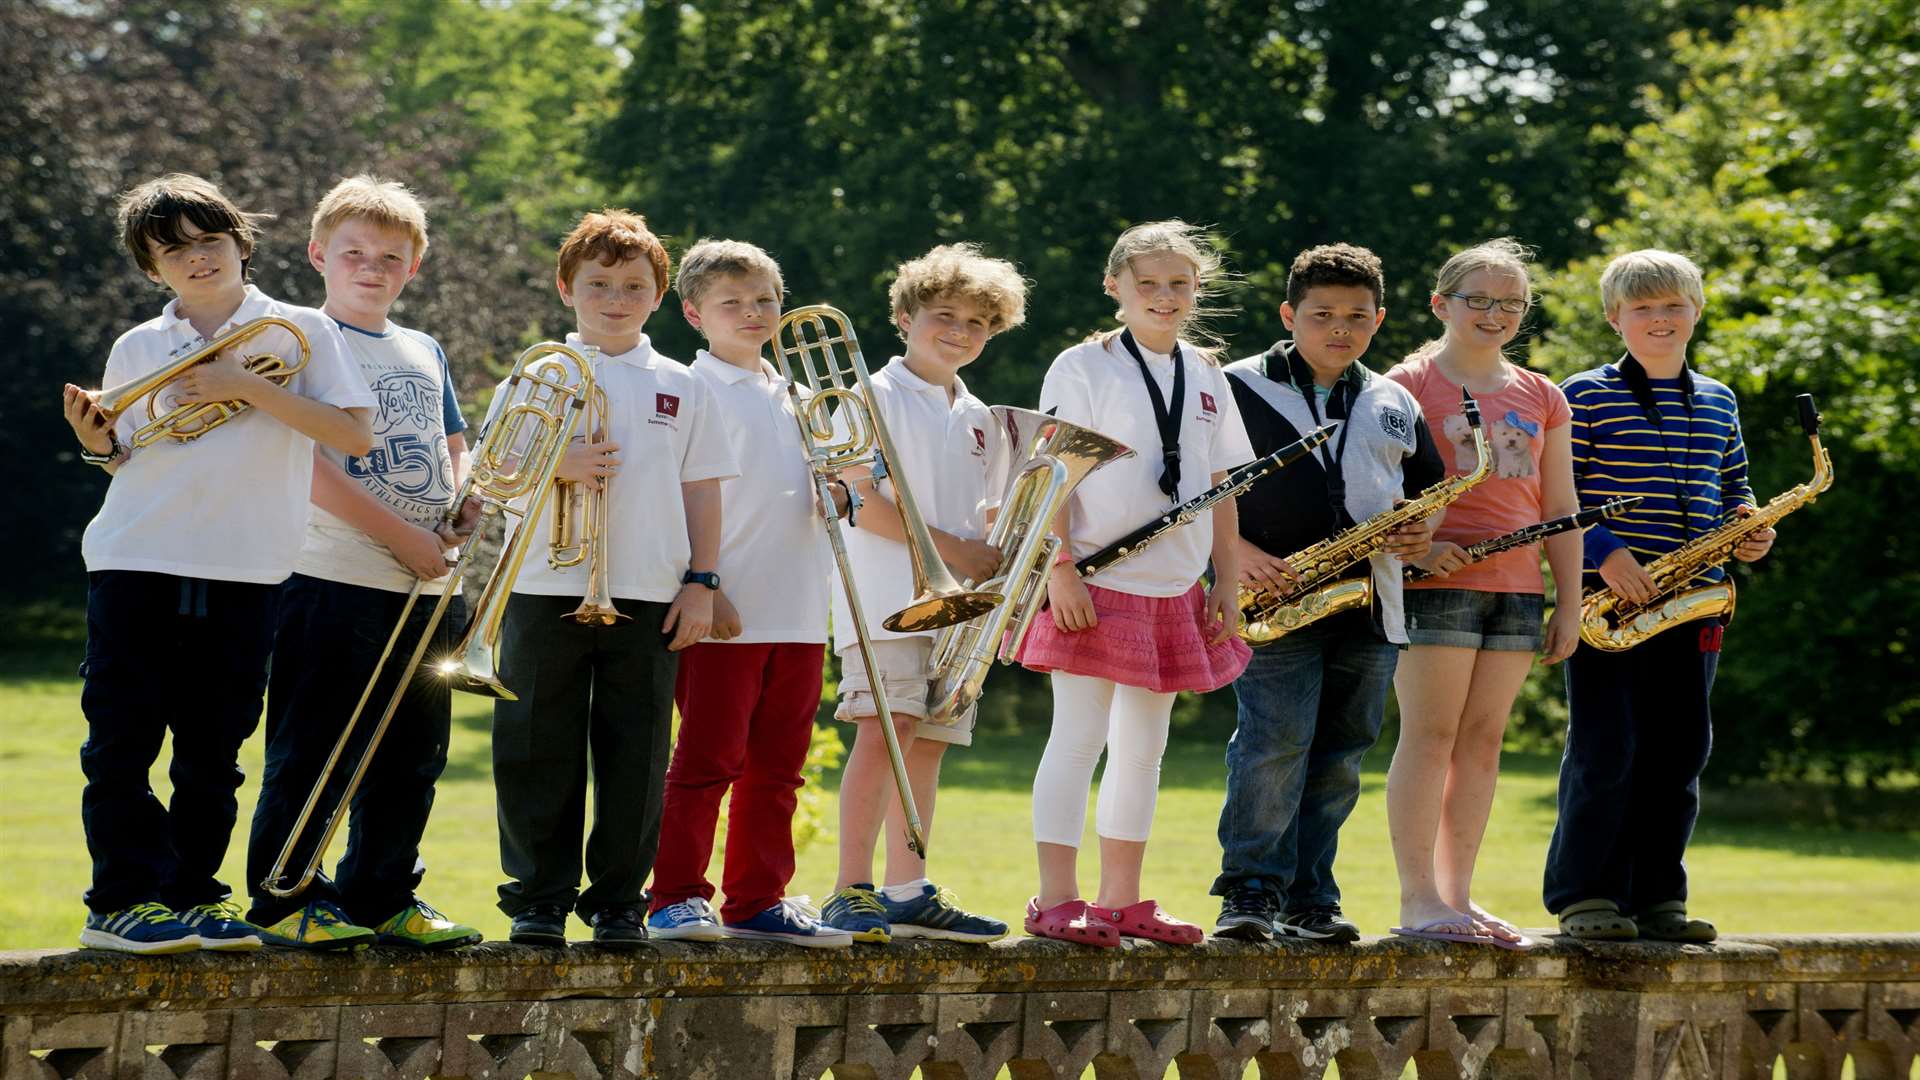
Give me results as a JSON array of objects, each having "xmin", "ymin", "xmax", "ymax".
[{"xmin": 1031, "ymin": 672, "xmax": 1177, "ymax": 846}]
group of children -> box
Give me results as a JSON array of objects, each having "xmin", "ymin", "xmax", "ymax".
[{"xmin": 61, "ymin": 169, "xmax": 1772, "ymax": 954}]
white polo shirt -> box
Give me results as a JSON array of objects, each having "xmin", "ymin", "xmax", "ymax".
[
  {"xmin": 499, "ymin": 334, "xmax": 738, "ymax": 604},
  {"xmin": 690, "ymin": 350, "xmax": 831, "ymax": 644},
  {"xmin": 1040, "ymin": 336, "xmax": 1256, "ymax": 598},
  {"xmin": 296, "ymin": 320, "xmax": 468, "ymax": 595},
  {"xmin": 830, "ymin": 357, "xmax": 1008, "ymax": 648},
  {"xmin": 81, "ymin": 285, "xmax": 375, "ymax": 584}
]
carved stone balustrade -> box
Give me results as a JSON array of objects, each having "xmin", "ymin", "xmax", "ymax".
[{"xmin": 3, "ymin": 934, "xmax": 1915, "ymax": 1078}]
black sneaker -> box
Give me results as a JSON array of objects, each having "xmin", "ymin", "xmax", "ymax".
[
  {"xmin": 1214, "ymin": 884, "xmax": 1277, "ymax": 941},
  {"xmin": 508, "ymin": 904, "xmax": 570, "ymax": 947},
  {"xmin": 589, "ymin": 906, "xmax": 648, "ymax": 949},
  {"xmin": 1275, "ymin": 905, "xmax": 1360, "ymax": 944}
]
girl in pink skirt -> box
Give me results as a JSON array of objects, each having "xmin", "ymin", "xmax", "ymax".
[{"xmin": 1017, "ymin": 221, "xmax": 1256, "ymax": 946}]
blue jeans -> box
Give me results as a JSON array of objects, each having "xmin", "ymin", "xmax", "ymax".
[{"xmin": 1212, "ymin": 615, "xmax": 1397, "ymax": 909}]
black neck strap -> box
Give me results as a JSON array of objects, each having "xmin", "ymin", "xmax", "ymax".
[
  {"xmin": 1269, "ymin": 343, "xmax": 1357, "ymax": 527},
  {"xmin": 1121, "ymin": 329, "xmax": 1185, "ymax": 501}
]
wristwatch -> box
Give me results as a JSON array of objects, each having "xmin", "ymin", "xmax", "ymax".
[
  {"xmin": 78, "ymin": 431, "xmax": 122, "ymax": 467},
  {"xmin": 682, "ymin": 570, "xmax": 721, "ymax": 590}
]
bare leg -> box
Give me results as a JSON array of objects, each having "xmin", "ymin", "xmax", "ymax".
[
  {"xmin": 880, "ymin": 735, "xmax": 945, "ymax": 886},
  {"xmin": 1095, "ymin": 837, "xmax": 1146, "ymax": 909},
  {"xmin": 1387, "ymin": 645, "xmax": 1477, "ymax": 931},
  {"xmin": 834, "ymin": 713, "xmax": 918, "ymax": 890},
  {"xmin": 1036, "ymin": 842, "xmax": 1080, "ymax": 910},
  {"xmin": 1436, "ymin": 649, "xmax": 1533, "ymax": 941}
]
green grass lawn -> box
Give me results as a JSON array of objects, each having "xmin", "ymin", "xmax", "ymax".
[{"xmin": 2, "ymin": 644, "xmax": 1915, "ymax": 951}]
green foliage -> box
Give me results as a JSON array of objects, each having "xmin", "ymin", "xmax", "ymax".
[
  {"xmin": 591, "ymin": 0, "xmax": 1702, "ymax": 401},
  {"xmin": 1530, "ymin": 0, "xmax": 1920, "ymax": 782}
]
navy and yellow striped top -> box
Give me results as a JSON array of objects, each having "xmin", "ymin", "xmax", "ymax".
[{"xmin": 1561, "ymin": 355, "xmax": 1754, "ymax": 587}]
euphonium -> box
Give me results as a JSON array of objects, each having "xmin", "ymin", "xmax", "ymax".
[
  {"xmin": 549, "ymin": 374, "xmax": 630, "ymax": 627},
  {"xmin": 92, "ymin": 316, "xmax": 310, "ymax": 447},
  {"xmin": 260, "ymin": 340, "xmax": 591, "ymax": 899},
  {"xmin": 1579, "ymin": 393, "xmax": 1832, "ymax": 652},
  {"xmin": 772, "ymin": 304, "xmax": 998, "ymax": 857},
  {"xmin": 924, "ymin": 407, "xmax": 1133, "ymax": 726},
  {"xmin": 1239, "ymin": 388, "xmax": 1492, "ymax": 645}
]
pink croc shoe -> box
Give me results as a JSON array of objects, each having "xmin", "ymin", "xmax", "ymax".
[
  {"xmin": 1024, "ymin": 897, "xmax": 1119, "ymax": 948},
  {"xmin": 1089, "ymin": 899, "xmax": 1204, "ymax": 944}
]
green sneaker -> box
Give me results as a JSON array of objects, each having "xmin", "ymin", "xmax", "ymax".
[
  {"xmin": 373, "ymin": 900, "xmax": 482, "ymax": 950},
  {"xmin": 258, "ymin": 900, "xmax": 376, "ymax": 951}
]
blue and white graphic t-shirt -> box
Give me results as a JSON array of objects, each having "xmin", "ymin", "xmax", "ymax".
[{"xmin": 294, "ymin": 319, "xmax": 468, "ymax": 594}]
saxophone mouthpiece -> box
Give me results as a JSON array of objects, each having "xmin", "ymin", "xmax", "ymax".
[
  {"xmin": 1796, "ymin": 394, "xmax": 1821, "ymax": 436},
  {"xmin": 1459, "ymin": 385, "xmax": 1482, "ymax": 427}
]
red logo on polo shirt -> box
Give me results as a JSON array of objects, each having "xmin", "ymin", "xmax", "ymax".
[
  {"xmin": 972, "ymin": 427, "xmax": 986, "ymax": 453},
  {"xmin": 1200, "ymin": 392, "xmax": 1218, "ymax": 414},
  {"xmin": 656, "ymin": 393, "xmax": 680, "ymax": 417}
]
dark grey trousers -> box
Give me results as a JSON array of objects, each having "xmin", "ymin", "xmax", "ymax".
[{"xmin": 491, "ymin": 592, "xmax": 676, "ymax": 921}]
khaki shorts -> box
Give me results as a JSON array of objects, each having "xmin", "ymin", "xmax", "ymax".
[{"xmin": 835, "ymin": 636, "xmax": 975, "ymax": 746}]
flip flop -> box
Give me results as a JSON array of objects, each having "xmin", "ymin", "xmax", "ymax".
[
  {"xmin": 1391, "ymin": 916, "xmax": 1497, "ymax": 946},
  {"xmin": 1634, "ymin": 901, "xmax": 1716, "ymax": 943},
  {"xmin": 1557, "ymin": 898, "xmax": 1637, "ymax": 941},
  {"xmin": 1024, "ymin": 897, "xmax": 1119, "ymax": 948},
  {"xmin": 1467, "ymin": 904, "xmax": 1539, "ymax": 950},
  {"xmin": 1088, "ymin": 899, "xmax": 1204, "ymax": 945}
]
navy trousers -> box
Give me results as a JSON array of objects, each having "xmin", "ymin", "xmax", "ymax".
[{"xmin": 80, "ymin": 570, "xmax": 280, "ymax": 913}]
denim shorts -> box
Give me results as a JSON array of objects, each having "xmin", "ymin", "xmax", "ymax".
[{"xmin": 1402, "ymin": 588, "xmax": 1544, "ymax": 651}]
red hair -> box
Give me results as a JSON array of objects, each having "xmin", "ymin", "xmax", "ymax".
[{"xmin": 556, "ymin": 209, "xmax": 670, "ymax": 299}]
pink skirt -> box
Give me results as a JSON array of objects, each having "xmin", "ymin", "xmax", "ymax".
[{"xmin": 1016, "ymin": 582, "xmax": 1252, "ymax": 693}]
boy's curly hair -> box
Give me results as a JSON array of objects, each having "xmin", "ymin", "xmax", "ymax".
[
  {"xmin": 117, "ymin": 173, "xmax": 270, "ymax": 277},
  {"xmin": 557, "ymin": 209, "xmax": 671, "ymax": 299},
  {"xmin": 888, "ymin": 243, "xmax": 1027, "ymax": 337},
  {"xmin": 1286, "ymin": 243, "xmax": 1385, "ymax": 308}
]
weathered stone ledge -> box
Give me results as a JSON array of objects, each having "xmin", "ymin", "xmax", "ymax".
[{"xmin": 4, "ymin": 934, "xmax": 1917, "ymax": 1078}]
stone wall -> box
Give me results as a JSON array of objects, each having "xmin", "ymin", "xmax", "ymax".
[{"xmin": 3, "ymin": 935, "xmax": 1916, "ymax": 1079}]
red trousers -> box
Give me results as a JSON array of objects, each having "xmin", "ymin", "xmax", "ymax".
[{"xmin": 649, "ymin": 640, "xmax": 825, "ymax": 924}]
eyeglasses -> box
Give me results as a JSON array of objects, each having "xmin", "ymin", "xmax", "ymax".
[{"xmin": 1443, "ymin": 292, "xmax": 1530, "ymax": 314}]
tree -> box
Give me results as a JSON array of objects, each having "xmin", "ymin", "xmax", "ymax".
[{"xmin": 1529, "ymin": 0, "xmax": 1920, "ymax": 782}]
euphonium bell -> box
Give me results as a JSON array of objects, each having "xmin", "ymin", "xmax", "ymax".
[
  {"xmin": 93, "ymin": 316, "xmax": 311, "ymax": 447},
  {"xmin": 925, "ymin": 407, "xmax": 1133, "ymax": 725}
]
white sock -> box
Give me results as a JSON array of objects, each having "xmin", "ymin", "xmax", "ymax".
[{"xmin": 881, "ymin": 878, "xmax": 931, "ymax": 901}]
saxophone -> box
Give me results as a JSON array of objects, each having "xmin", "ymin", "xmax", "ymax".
[
  {"xmin": 1578, "ymin": 393, "xmax": 1831, "ymax": 652},
  {"xmin": 1239, "ymin": 388, "xmax": 1493, "ymax": 646}
]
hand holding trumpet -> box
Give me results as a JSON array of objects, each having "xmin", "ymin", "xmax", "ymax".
[{"xmin": 555, "ymin": 433, "xmax": 620, "ymax": 491}]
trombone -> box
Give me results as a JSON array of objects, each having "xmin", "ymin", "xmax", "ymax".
[
  {"xmin": 772, "ymin": 304, "xmax": 1001, "ymax": 857},
  {"xmin": 92, "ymin": 316, "xmax": 310, "ymax": 447},
  {"xmin": 260, "ymin": 341, "xmax": 593, "ymax": 899},
  {"xmin": 925, "ymin": 407, "xmax": 1133, "ymax": 725}
]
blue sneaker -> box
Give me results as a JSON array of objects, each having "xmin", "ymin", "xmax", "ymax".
[
  {"xmin": 878, "ymin": 883, "xmax": 1007, "ymax": 943},
  {"xmin": 820, "ymin": 884, "xmax": 891, "ymax": 943},
  {"xmin": 80, "ymin": 901, "xmax": 200, "ymax": 955},
  {"xmin": 176, "ymin": 900, "xmax": 264, "ymax": 951},
  {"xmin": 648, "ymin": 897, "xmax": 727, "ymax": 942},
  {"xmin": 725, "ymin": 897, "xmax": 853, "ymax": 949}
]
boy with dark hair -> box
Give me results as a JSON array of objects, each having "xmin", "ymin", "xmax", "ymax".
[
  {"xmin": 1210, "ymin": 243, "xmax": 1445, "ymax": 943},
  {"xmin": 61, "ymin": 173, "xmax": 374, "ymax": 953}
]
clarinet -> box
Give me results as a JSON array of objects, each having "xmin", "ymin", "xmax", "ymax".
[
  {"xmin": 1406, "ymin": 496, "xmax": 1643, "ymax": 581},
  {"xmin": 1073, "ymin": 424, "xmax": 1337, "ymax": 579}
]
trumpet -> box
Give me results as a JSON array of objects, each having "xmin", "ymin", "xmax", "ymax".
[
  {"xmin": 925, "ymin": 407, "xmax": 1133, "ymax": 726},
  {"xmin": 1579, "ymin": 394, "xmax": 1831, "ymax": 651},
  {"xmin": 92, "ymin": 316, "xmax": 310, "ymax": 447},
  {"xmin": 549, "ymin": 369, "xmax": 630, "ymax": 627},
  {"xmin": 259, "ymin": 340, "xmax": 594, "ymax": 899},
  {"xmin": 773, "ymin": 304, "xmax": 999, "ymax": 857},
  {"xmin": 1239, "ymin": 388, "xmax": 1492, "ymax": 645}
]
